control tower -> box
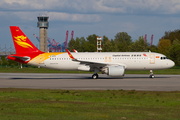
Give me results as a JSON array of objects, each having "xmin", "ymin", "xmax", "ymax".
[{"xmin": 37, "ymin": 15, "xmax": 49, "ymax": 52}]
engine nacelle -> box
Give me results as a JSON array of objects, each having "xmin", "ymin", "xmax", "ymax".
[{"xmin": 102, "ymin": 66, "xmax": 125, "ymax": 77}]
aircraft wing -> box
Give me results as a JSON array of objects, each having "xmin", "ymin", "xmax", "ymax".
[{"xmin": 66, "ymin": 49, "xmax": 126, "ymax": 68}]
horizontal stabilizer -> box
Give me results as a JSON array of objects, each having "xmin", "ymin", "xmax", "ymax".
[{"xmin": 8, "ymin": 54, "xmax": 30, "ymax": 61}]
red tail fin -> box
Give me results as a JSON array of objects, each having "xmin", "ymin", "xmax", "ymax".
[{"xmin": 10, "ymin": 26, "xmax": 42, "ymax": 54}]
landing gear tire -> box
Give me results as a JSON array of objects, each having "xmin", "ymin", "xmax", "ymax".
[
  {"xmin": 149, "ymin": 75, "xmax": 155, "ymax": 78},
  {"xmin": 92, "ymin": 74, "xmax": 98, "ymax": 79},
  {"xmin": 149, "ymin": 70, "xmax": 155, "ymax": 79}
]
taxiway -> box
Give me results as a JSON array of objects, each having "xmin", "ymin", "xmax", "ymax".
[{"xmin": 0, "ymin": 73, "xmax": 180, "ymax": 91}]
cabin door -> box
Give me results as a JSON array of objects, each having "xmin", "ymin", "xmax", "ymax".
[{"xmin": 149, "ymin": 54, "xmax": 155, "ymax": 64}]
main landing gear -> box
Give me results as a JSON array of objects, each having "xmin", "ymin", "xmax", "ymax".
[
  {"xmin": 92, "ymin": 73, "xmax": 99, "ymax": 79},
  {"xmin": 92, "ymin": 68, "xmax": 99, "ymax": 79},
  {"xmin": 149, "ymin": 70, "xmax": 155, "ymax": 78}
]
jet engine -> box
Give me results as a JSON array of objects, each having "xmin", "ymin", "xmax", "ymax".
[{"xmin": 102, "ymin": 66, "xmax": 125, "ymax": 77}]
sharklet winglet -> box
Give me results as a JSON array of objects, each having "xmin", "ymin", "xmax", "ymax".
[{"xmin": 66, "ymin": 49, "xmax": 75, "ymax": 60}]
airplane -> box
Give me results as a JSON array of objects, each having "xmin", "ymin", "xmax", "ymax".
[{"xmin": 7, "ymin": 26, "xmax": 175, "ymax": 79}]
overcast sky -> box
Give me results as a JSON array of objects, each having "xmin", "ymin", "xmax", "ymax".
[{"xmin": 1, "ymin": 0, "xmax": 180, "ymax": 50}]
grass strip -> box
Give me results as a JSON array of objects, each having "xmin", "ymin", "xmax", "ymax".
[{"xmin": 0, "ymin": 88, "xmax": 180, "ymax": 120}]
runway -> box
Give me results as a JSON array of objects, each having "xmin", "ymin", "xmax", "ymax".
[{"xmin": 0, "ymin": 73, "xmax": 180, "ymax": 91}]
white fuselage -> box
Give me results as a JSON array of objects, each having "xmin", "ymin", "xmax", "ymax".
[{"xmin": 28, "ymin": 52, "xmax": 175, "ymax": 71}]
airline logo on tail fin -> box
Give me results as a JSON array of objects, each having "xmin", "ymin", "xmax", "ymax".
[
  {"xmin": 10, "ymin": 26, "xmax": 42, "ymax": 54},
  {"xmin": 14, "ymin": 35, "xmax": 33, "ymax": 49}
]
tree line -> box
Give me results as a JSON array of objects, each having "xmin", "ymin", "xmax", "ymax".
[
  {"xmin": 0, "ymin": 56, "xmax": 19, "ymax": 67},
  {"xmin": 68, "ymin": 30, "xmax": 180, "ymax": 66}
]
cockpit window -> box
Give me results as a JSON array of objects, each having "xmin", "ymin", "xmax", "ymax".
[{"xmin": 160, "ymin": 57, "xmax": 168, "ymax": 60}]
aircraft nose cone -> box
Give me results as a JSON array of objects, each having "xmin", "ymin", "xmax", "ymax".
[
  {"xmin": 172, "ymin": 61, "xmax": 175, "ymax": 67},
  {"xmin": 169, "ymin": 60, "xmax": 175, "ymax": 68}
]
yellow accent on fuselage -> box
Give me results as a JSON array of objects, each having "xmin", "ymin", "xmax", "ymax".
[{"xmin": 28, "ymin": 52, "xmax": 65, "ymax": 65}]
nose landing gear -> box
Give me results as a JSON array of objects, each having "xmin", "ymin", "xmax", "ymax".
[{"xmin": 149, "ymin": 70, "xmax": 155, "ymax": 78}]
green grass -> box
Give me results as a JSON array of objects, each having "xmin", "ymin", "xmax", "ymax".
[
  {"xmin": 0, "ymin": 67, "xmax": 180, "ymax": 74},
  {"xmin": 0, "ymin": 88, "xmax": 180, "ymax": 120}
]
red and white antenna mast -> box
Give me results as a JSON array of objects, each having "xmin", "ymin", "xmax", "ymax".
[{"xmin": 97, "ymin": 36, "xmax": 102, "ymax": 52}]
